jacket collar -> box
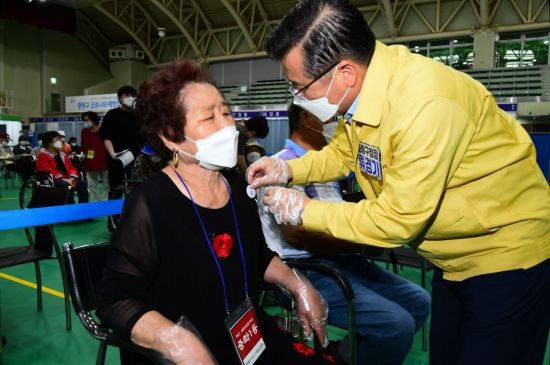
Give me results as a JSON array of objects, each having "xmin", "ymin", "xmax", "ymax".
[{"xmin": 353, "ymin": 41, "xmax": 393, "ymax": 127}]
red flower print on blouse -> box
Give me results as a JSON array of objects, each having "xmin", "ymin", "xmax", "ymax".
[{"xmin": 211, "ymin": 233, "xmax": 234, "ymax": 258}]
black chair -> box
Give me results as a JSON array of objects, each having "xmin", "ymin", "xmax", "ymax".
[
  {"xmin": 62, "ymin": 242, "xmax": 173, "ymax": 365},
  {"xmin": 0, "ymin": 225, "xmax": 72, "ymax": 330},
  {"xmin": 259, "ymin": 261, "xmax": 357, "ymax": 365}
]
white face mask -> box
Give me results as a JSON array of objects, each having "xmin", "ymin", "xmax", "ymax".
[
  {"xmin": 320, "ymin": 120, "xmax": 338, "ymax": 143},
  {"xmin": 246, "ymin": 151, "xmax": 262, "ymax": 164},
  {"xmin": 178, "ymin": 125, "xmax": 239, "ymax": 171},
  {"xmin": 84, "ymin": 121, "xmax": 93, "ymax": 128},
  {"xmin": 53, "ymin": 141, "xmax": 63, "ymax": 150},
  {"xmin": 121, "ymin": 96, "xmax": 135, "ymax": 108},
  {"xmin": 293, "ymin": 67, "xmax": 350, "ymax": 123}
]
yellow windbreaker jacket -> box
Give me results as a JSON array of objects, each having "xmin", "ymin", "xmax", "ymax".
[{"xmin": 287, "ymin": 41, "xmax": 550, "ymax": 281}]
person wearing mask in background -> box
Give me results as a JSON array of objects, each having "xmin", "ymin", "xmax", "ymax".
[
  {"xmin": 13, "ymin": 136, "xmax": 32, "ymax": 155},
  {"xmin": 57, "ymin": 130, "xmax": 72, "ymax": 155},
  {"xmin": 130, "ymin": 144, "xmax": 165, "ymax": 181},
  {"xmin": 248, "ymin": 1, "xmax": 550, "ymax": 364},
  {"xmin": 68, "ymin": 137, "xmax": 82, "ymax": 155},
  {"xmin": 258, "ymin": 104, "xmax": 431, "ymax": 364},
  {"xmin": 99, "ymin": 85, "xmax": 144, "ymax": 197},
  {"xmin": 236, "ymin": 115, "xmax": 269, "ymax": 174},
  {"xmin": 36, "ymin": 131, "xmax": 89, "ymax": 204},
  {"xmin": 81, "ymin": 111, "xmax": 109, "ymax": 202},
  {"xmin": 0, "ymin": 133, "xmax": 33, "ymax": 182},
  {"xmin": 245, "ymin": 138, "xmax": 265, "ymax": 165}
]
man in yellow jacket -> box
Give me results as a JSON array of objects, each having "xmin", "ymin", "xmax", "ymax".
[{"xmin": 248, "ymin": 1, "xmax": 550, "ymax": 364}]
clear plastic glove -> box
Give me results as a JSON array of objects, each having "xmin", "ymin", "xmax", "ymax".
[
  {"xmin": 246, "ymin": 157, "xmax": 291, "ymax": 188},
  {"xmin": 158, "ymin": 317, "xmax": 217, "ymax": 365},
  {"xmin": 263, "ymin": 187, "xmax": 307, "ymax": 226},
  {"xmin": 291, "ymin": 269, "xmax": 329, "ymax": 346}
]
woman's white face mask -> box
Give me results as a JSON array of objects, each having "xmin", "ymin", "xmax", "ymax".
[
  {"xmin": 53, "ymin": 141, "xmax": 63, "ymax": 150},
  {"xmin": 177, "ymin": 125, "xmax": 239, "ymax": 170}
]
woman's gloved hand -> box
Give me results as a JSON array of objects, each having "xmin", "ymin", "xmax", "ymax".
[
  {"xmin": 246, "ymin": 157, "xmax": 292, "ymax": 188},
  {"xmin": 263, "ymin": 187, "xmax": 310, "ymax": 226},
  {"xmin": 290, "ymin": 269, "xmax": 329, "ymax": 346}
]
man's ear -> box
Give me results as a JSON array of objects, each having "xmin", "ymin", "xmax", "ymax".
[{"xmin": 338, "ymin": 59, "xmax": 360, "ymax": 88}]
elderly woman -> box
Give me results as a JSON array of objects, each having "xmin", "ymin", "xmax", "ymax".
[{"xmin": 96, "ymin": 60, "xmax": 331, "ymax": 365}]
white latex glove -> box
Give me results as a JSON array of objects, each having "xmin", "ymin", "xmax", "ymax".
[
  {"xmin": 246, "ymin": 157, "xmax": 291, "ymax": 188},
  {"xmin": 291, "ymin": 269, "xmax": 329, "ymax": 346},
  {"xmin": 263, "ymin": 187, "xmax": 307, "ymax": 226}
]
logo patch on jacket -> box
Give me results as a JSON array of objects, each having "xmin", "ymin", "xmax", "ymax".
[{"xmin": 358, "ymin": 143, "xmax": 382, "ymax": 180}]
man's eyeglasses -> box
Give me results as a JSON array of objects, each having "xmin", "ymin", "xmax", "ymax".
[{"xmin": 287, "ymin": 62, "xmax": 340, "ymax": 96}]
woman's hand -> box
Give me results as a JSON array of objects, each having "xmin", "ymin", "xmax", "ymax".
[
  {"xmin": 263, "ymin": 187, "xmax": 311, "ymax": 226},
  {"xmin": 290, "ymin": 269, "xmax": 329, "ymax": 346},
  {"xmin": 246, "ymin": 157, "xmax": 292, "ymax": 188},
  {"xmin": 263, "ymin": 258, "xmax": 328, "ymax": 347}
]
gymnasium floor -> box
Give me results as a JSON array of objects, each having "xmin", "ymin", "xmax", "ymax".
[{"xmin": 0, "ymin": 179, "xmax": 548, "ymax": 365}]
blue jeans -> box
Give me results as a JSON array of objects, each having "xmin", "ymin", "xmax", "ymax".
[{"xmin": 300, "ymin": 254, "xmax": 431, "ymax": 365}]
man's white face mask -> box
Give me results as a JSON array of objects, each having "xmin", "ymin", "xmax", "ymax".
[
  {"xmin": 121, "ymin": 96, "xmax": 136, "ymax": 108},
  {"xmin": 293, "ymin": 66, "xmax": 350, "ymax": 123},
  {"xmin": 178, "ymin": 125, "xmax": 239, "ymax": 170}
]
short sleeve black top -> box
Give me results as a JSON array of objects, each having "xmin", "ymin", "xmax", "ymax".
[
  {"xmin": 97, "ymin": 171, "xmax": 316, "ymax": 364},
  {"xmin": 99, "ymin": 107, "xmax": 143, "ymax": 157}
]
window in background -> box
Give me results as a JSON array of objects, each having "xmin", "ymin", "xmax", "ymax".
[{"xmin": 496, "ymin": 31, "xmax": 549, "ymax": 67}]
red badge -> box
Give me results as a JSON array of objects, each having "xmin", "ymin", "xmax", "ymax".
[
  {"xmin": 212, "ymin": 233, "xmax": 234, "ymax": 258},
  {"xmin": 228, "ymin": 302, "xmax": 266, "ymax": 364}
]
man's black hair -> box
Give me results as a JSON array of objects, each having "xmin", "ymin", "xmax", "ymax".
[
  {"xmin": 265, "ymin": 0, "xmax": 376, "ymax": 79},
  {"xmin": 117, "ymin": 85, "xmax": 137, "ymax": 98},
  {"xmin": 68, "ymin": 137, "xmax": 77, "ymax": 143},
  {"xmin": 245, "ymin": 115, "xmax": 269, "ymax": 139},
  {"xmin": 42, "ymin": 131, "xmax": 60, "ymax": 149},
  {"xmin": 287, "ymin": 103, "xmax": 304, "ymax": 136}
]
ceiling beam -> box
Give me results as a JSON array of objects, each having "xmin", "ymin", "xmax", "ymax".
[
  {"xmin": 219, "ymin": 0, "xmax": 256, "ymax": 50},
  {"xmin": 148, "ymin": 0, "xmax": 202, "ymax": 58}
]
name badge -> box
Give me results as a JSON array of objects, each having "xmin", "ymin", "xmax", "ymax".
[
  {"xmin": 86, "ymin": 149, "xmax": 95, "ymax": 159},
  {"xmin": 358, "ymin": 143, "xmax": 382, "ymax": 180},
  {"xmin": 226, "ymin": 297, "xmax": 266, "ymax": 365}
]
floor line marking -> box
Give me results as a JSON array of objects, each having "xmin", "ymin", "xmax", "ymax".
[{"xmin": 0, "ymin": 272, "xmax": 65, "ymax": 298}]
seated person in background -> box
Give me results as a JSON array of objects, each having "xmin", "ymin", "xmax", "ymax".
[
  {"xmin": 130, "ymin": 144, "xmax": 164, "ymax": 181},
  {"xmin": 68, "ymin": 137, "xmax": 82, "ymax": 155},
  {"xmin": 13, "ymin": 136, "xmax": 33, "ymax": 155},
  {"xmin": 36, "ymin": 131, "xmax": 89, "ymax": 204},
  {"xmin": 68, "ymin": 137, "xmax": 84, "ymax": 174},
  {"xmin": 97, "ymin": 60, "xmax": 332, "ymax": 365},
  {"xmin": 236, "ymin": 115, "xmax": 269, "ymax": 174},
  {"xmin": 0, "ymin": 133, "xmax": 33, "ymax": 182},
  {"xmin": 57, "ymin": 130, "xmax": 72, "ymax": 155},
  {"xmin": 245, "ymin": 138, "xmax": 266, "ymax": 165},
  {"xmin": 257, "ymin": 104, "xmax": 431, "ymax": 365},
  {"xmin": 81, "ymin": 111, "xmax": 109, "ymax": 202}
]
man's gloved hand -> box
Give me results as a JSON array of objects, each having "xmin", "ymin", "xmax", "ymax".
[
  {"xmin": 263, "ymin": 187, "xmax": 310, "ymax": 226},
  {"xmin": 246, "ymin": 157, "xmax": 292, "ymax": 188}
]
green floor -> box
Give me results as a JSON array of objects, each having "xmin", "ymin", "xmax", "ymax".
[{"xmin": 0, "ymin": 179, "xmax": 548, "ymax": 364}]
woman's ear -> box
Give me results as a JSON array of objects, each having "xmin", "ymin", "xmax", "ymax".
[{"xmin": 159, "ymin": 133, "xmax": 176, "ymax": 152}]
